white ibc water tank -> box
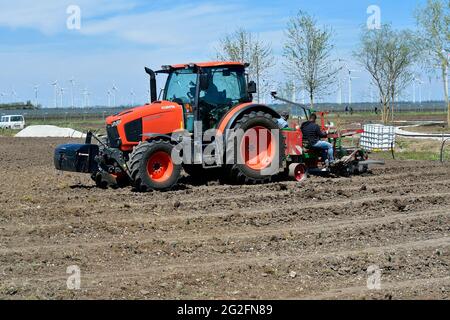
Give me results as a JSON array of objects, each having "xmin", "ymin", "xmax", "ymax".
[{"xmin": 360, "ymin": 124, "xmax": 395, "ymax": 151}]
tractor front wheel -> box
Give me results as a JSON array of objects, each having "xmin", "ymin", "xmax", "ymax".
[{"xmin": 129, "ymin": 140, "xmax": 181, "ymax": 192}]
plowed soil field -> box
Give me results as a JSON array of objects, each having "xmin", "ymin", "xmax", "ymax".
[{"xmin": 0, "ymin": 137, "xmax": 448, "ymax": 299}]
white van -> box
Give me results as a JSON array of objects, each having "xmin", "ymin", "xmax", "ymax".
[{"xmin": 0, "ymin": 115, "xmax": 25, "ymax": 130}]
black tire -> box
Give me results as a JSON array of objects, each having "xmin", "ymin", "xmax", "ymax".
[
  {"xmin": 128, "ymin": 140, "xmax": 181, "ymax": 192},
  {"xmin": 225, "ymin": 111, "xmax": 284, "ymax": 184}
]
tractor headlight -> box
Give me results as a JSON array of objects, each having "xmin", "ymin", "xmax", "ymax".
[{"xmin": 111, "ymin": 119, "xmax": 121, "ymax": 127}]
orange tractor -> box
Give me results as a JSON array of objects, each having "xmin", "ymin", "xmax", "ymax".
[{"xmin": 54, "ymin": 62, "xmax": 377, "ymax": 191}]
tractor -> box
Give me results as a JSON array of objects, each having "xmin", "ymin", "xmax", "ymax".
[{"xmin": 54, "ymin": 61, "xmax": 381, "ymax": 191}]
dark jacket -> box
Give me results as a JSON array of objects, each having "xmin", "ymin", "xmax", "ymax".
[{"xmin": 300, "ymin": 121, "xmax": 327, "ymax": 146}]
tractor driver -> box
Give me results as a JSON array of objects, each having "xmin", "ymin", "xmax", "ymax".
[
  {"xmin": 300, "ymin": 113, "xmax": 334, "ymax": 165},
  {"xmin": 199, "ymin": 80, "xmax": 221, "ymax": 129}
]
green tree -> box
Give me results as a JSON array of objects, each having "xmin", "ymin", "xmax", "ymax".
[
  {"xmin": 283, "ymin": 11, "xmax": 340, "ymax": 108},
  {"xmin": 354, "ymin": 25, "xmax": 419, "ymax": 123},
  {"xmin": 415, "ymin": 0, "xmax": 450, "ymax": 125},
  {"xmin": 216, "ymin": 28, "xmax": 274, "ymax": 103}
]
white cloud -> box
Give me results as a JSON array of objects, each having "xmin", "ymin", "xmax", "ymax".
[
  {"xmin": 0, "ymin": 0, "xmax": 136, "ymax": 34},
  {"xmin": 80, "ymin": 2, "xmax": 274, "ymax": 48}
]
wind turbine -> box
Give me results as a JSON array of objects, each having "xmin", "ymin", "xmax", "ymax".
[
  {"xmin": 33, "ymin": 84, "xmax": 40, "ymax": 107},
  {"xmin": 348, "ymin": 71, "xmax": 360, "ymax": 105},
  {"xmin": 414, "ymin": 77, "xmax": 424, "ymax": 104},
  {"xmin": 130, "ymin": 89, "xmax": 136, "ymax": 106},
  {"xmin": 337, "ymin": 77, "xmax": 343, "ymax": 104},
  {"xmin": 87, "ymin": 91, "xmax": 91, "ymax": 108},
  {"xmin": 428, "ymin": 76, "xmax": 432, "ymax": 102},
  {"xmin": 51, "ymin": 81, "xmax": 58, "ymax": 108},
  {"xmin": 11, "ymin": 87, "xmax": 18, "ymax": 103},
  {"xmin": 0, "ymin": 92, "xmax": 6, "ymax": 104},
  {"xmin": 82, "ymin": 88, "xmax": 89, "ymax": 108},
  {"xmin": 111, "ymin": 84, "xmax": 118, "ymax": 107},
  {"xmin": 60, "ymin": 87, "xmax": 65, "ymax": 108},
  {"xmin": 107, "ymin": 90, "xmax": 112, "ymax": 108},
  {"xmin": 292, "ymin": 81, "xmax": 296, "ymax": 103},
  {"xmin": 338, "ymin": 59, "xmax": 360, "ymax": 105},
  {"xmin": 69, "ymin": 77, "xmax": 76, "ymax": 108}
]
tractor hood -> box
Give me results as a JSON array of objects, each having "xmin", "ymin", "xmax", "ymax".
[
  {"xmin": 106, "ymin": 101, "xmax": 183, "ymax": 126},
  {"xmin": 105, "ymin": 100, "xmax": 184, "ymax": 151}
]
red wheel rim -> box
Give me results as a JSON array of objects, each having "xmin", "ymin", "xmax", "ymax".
[
  {"xmin": 146, "ymin": 151, "xmax": 174, "ymax": 182},
  {"xmin": 240, "ymin": 126, "xmax": 276, "ymax": 171}
]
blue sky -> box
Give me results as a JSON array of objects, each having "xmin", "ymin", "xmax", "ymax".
[{"xmin": 0, "ymin": 0, "xmax": 440, "ymax": 107}]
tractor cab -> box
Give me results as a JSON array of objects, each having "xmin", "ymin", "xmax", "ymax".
[{"xmin": 159, "ymin": 62, "xmax": 254, "ymax": 132}]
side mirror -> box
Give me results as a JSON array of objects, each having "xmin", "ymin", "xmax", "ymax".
[
  {"xmin": 248, "ymin": 81, "xmax": 257, "ymax": 94},
  {"xmin": 199, "ymin": 73, "xmax": 209, "ymax": 91}
]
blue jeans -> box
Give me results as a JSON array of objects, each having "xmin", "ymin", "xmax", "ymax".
[{"xmin": 312, "ymin": 141, "xmax": 334, "ymax": 162}]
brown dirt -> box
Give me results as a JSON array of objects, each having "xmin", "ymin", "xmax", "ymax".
[{"xmin": 0, "ymin": 137, "xmax": 449, "ymax": 300}]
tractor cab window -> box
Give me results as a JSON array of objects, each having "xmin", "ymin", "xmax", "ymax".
[
  {"xmin": 200, "ymin": 67, "xmax": 247, "ymax": 129},
  {"xmin": 164, "ymin": 69, "xmax": 197, "ymax": 105},
  {"xmin": 291, "ymin": 106, "xmax": 309, "ymax": 122}
]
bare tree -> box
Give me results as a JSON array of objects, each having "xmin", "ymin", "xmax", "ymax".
[
  {"xmin": 283, "ymin": 11, "xmax": 340, "ymax": 108},
  {"xmin": 252, "ymin": 38, "xmax": 274, "ymax": 103},
  {"xmin": 277, "ymin": 80, "xmax": 295, "ymax": 101},
  {"xmin": 217, "ymin": 28, "xmax": 252, "ymax": 63},
  {"xmin": 416, "ymin": 0, "xmax": 450, "ymax": 125},
  {"xmin": 354, "ymin": 24, "xmax": 419, "ymax": 123},
  {"xmin": 216, "ymin": 28, "xmax": 274, "ymax": 103}
]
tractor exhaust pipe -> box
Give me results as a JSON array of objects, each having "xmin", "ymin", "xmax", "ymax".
[{"xmin": 145, "ymin": 67, "xmax": 157, "ymax": 103}]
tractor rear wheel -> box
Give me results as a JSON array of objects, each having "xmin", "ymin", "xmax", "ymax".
[
  {"xmin": 129, "ymin": 140, "xmax": 181, "ymax": 192},
  {"xmin": 225, "ymin": 111, "xmax": 283, "ymax": 184}
]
